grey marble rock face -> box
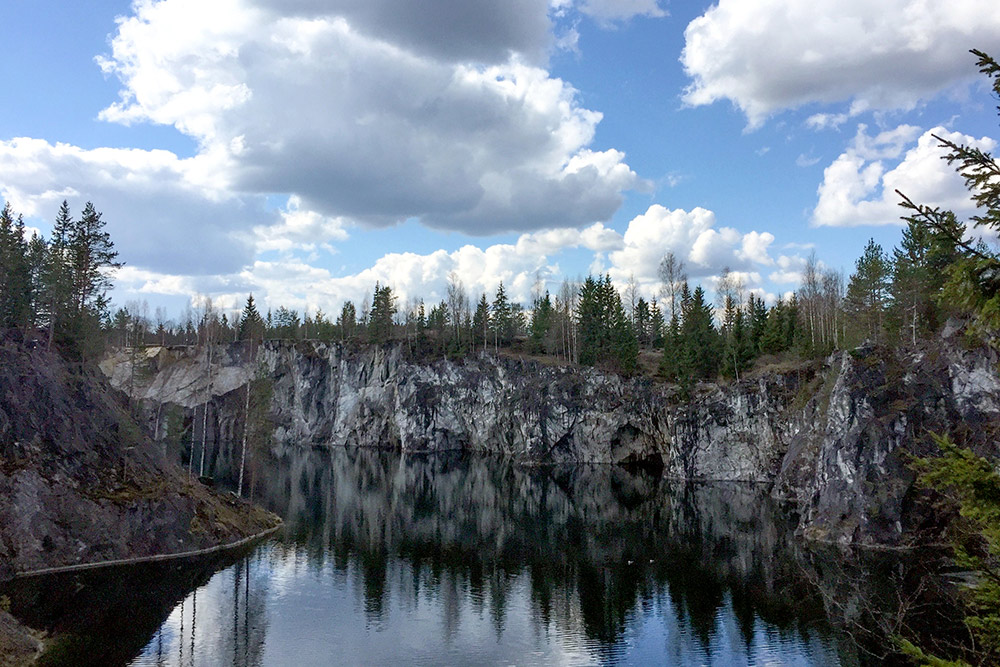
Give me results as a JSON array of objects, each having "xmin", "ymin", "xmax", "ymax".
[{"xmin": 104, "ymin": 337, "xmax": 1000, "ymax": 546}]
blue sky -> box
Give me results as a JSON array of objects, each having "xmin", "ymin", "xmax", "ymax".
[{"xmin": 2, "ymin": 0, "xmax": 999, "ymax": 320}]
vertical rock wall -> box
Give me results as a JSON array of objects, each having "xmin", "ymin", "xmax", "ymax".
[{"xmin": 103, "ymin": 335, "xmax": 1000, "ymax": 546}]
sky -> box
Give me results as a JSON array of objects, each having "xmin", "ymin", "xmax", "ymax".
[{"xmin": 2, "ymin": 0, "xmax": 1000, "ymax": 320}]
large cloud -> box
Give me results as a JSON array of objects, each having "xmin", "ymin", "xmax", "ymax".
[
  {"xmin": 0, "ymin": 138, "xmax": 267, "ymax": 275},
  {"xmin": 681, "ymin": 0, "xmax": 1000, "ymax": 127},
  {"xmin": 607, "ymin": 205, "xmax": 775, "ymax": 295},
  {"xmin": 812, "ymin": 125, "xmax": 997, "ymax": 227},
  {"xmin": 95, "ymin": 0, "xmax": 640, "ymax": 235},
  {"xmin": 248, "ymin": 0, "xmax": 554, "ymax": 64}
]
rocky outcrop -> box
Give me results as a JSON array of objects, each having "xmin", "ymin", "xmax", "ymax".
[
  {"xmin": 0, "ymin": 336, "xmax": 280, "ymax": 582},
  {"xmin": 104, "ymin": 331, "xmax": 1000, "ymax": 547}
]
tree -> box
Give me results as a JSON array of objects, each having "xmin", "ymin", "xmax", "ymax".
[
  {"xmin": 897, "ymin": 51, "xmax": 1000, "ymax": 335},
  {"xmin": 472, "ymin": 293, "xmax": 490, "ymax": 352},
  {"xmin": 895, "ymin": 52, "xmax": 1000, "ymax": 667},
  {"xmin": 238, "ymin": 293, "xmax": 265, "ymax": 343},
  {"xmin": 0, "ymin": 203, "xmax": 32, "ymax": 331},
  {"xmin": 529, "ymin": 291, "xmax": 554, "ymax": 354},
  {"xmin": 680, "ymin": 285, "xmax": 720, "ymax": 383},
  {"xmin": 66, "ymin": 202, "xmax": 122, "ymax": 357},
  {"xmin": 337, "ymin": 301, "xmax": 357, "ymax": 340},
  {"xmin": 491, "ymin": 282, "xmax": 514, "ymax": 348},
  {"xmin": 446, "ymin": 272, "xmax": 469, "ymax": 350},
  {"xmin": 368, "ymin": 282, "xmax": 396, "ymax": 344},
  {"xmin": 890, "ymin": 220, "xmax": 935, "ymax": 345},
  {"xmin": 658, "ymin": 252, "xmax": 687, "ymax": 323},
  {"xmin": 905, "ymin": 434, "xmax": 1000, "ymax": 666},
  {"xmin": 576, "ymin": 275, "xmax": 637, "ymax": 372},
  {"xmin": 845, "ymin": 238, "xmax": 891, "ymax": 344},
  {"xmin": 42, "ymin": 201, "xmax": 75, "ymax": 347}
]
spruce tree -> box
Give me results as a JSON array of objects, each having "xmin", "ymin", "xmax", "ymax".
[
  {"xmin": 0, "ymin": 203, "xmax": 32, "ymax": 331},
  {"xmin": 680, "ymin": 286, "xmax": 720, "ymax": 382},
  {"xmin": 368, "ymin": 282, "xmax": 396, "ymax": 344},
  {"xmin": 491, "ymin": 282, "xmax": 514, "ymax": 347},
  {"xmin": 238, "ymin": 293, "xmax": 265, "ymax": 342},
  {"xmin": 530, "ymin": 291, "xmax": 554, "ymax": 353}
]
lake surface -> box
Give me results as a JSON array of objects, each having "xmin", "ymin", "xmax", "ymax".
[{"xmin": 10, "ymin": 448, "xmax": 872, "ymax": 666}]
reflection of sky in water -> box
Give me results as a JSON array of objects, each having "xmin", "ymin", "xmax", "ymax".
[
  {"xmin": 133, "ymin": 542, "xmax": 841, "ymax": 666},
  {"xmin": 131, "ymin": 450, "xmax": 846, "ymax": 666}
]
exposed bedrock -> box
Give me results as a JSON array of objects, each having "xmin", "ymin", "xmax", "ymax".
[{"xmin": 104, "ymin": 331, "xmax": 1000, "ymax": 546}]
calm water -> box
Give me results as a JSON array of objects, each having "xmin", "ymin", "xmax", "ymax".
[{"xmin": 9, "ymin": 448, "xmax": 868, "ymax": 666}]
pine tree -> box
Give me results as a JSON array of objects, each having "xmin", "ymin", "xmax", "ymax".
[
  {"xmin": 576, "ymin": 276, "xmax": 602, "ymax": 366},
  {"xmin": 66, "ymin": 202, "xmax": 122, "ymax": 357},
  {"xmin": 660, "ymin": 312, "xmax": 682, "ymax": 380},
  {"xmin": 634, "ymin": 297, "xmax": 651, "ymax": 346},
  {"xmin": 649, "ymin": 298, "xmax": 665, "ymax": 348},
  {"xmin": 845, "ymin": 238, "xmax": 891, "ymax": 344},
  {"xmin": 889, "ymin": 220, "xmax": 934, "ymax": 345}
]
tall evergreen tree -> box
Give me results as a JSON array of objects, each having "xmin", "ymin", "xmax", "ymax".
[
  {"xmin": 680, "ymin": 285, "xmax": 720, "ymax": 383},
  {"xmin": 649, "ymin": 298, "xmax": 665, "ymax": 348},
  {"xmin": 491, "ymin": 282, "xmax": 515, "ymax": 347},
  {"xmin": 368, "ymin": 282, "xmax": 397, "ymax": 344},
  {"xmin": 337, "ymin": 301, "xmax": 357, "ymax": 340},
  {"xmin": 0, "ymin": 203, "xmax": 32, "ymax": 331},
  {"xmin": 238, "ymin": 293, "xmax": 265, "ymax": 342},
  {"xmin": 529, "ymin": 291, "xmax": 554, "ymax": 353},
  {"xmin": 845, "ymin": 238, "xmax": 891, "ymax": 344},
  {"xmin": 889, "ymin": 220, "xmax": 934, "ymax": 345},
  {"xmin": 472, "ymin": 293, "xmax": 490, "ymax": 352}
]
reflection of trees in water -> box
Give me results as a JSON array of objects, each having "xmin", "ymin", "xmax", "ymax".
[
  {"xmin": 254, "ymin": 447, "xmax": 840, "ymax": 655},
  {"xmin": 141, "ymin": 549, "xmax": 271, "ymax": 667},
  {"xmin": 0, "ymin": 543, "xmax": 269, "ymax": 667}
]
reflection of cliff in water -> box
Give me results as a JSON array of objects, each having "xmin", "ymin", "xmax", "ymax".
[{"xmin": 256, "ymin": 446, "xmax": 841, "ymax": 656}]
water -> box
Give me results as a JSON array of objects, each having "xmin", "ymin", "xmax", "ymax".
[{"xmin": 9, "ymin": 448, "xmax": 864, "ymax": 666}]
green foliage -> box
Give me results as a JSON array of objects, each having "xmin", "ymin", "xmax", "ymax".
[
  {"xmin": 529, "ymin": 291, "xmax": 554, "ymax": 353},
  {"xmin": 368, "ymin": 282, "xmax": 397, "ymax": 344},
  {"xmin": 0, "ymin": 202, "xmax": 33, "ymax": 331},
  {"xmin": 845, "ymin": 238, "xmax": 892, "ymax": 345},
  {"xmin": 238, "ymin": 293, "xmax": 265, "ymax": 342},
  {"xmin": 491, "ymin": 282, "xmax": 515, "ymax": 346},
  {"xmin": 337, "ymin": 300, "xmax": 357, "ymax": 340},
  {"xmin": 576, "ymin": 275, "xmax": 638, "ymax": 373},
  {"xmin": 472, "ymin": 293, "xmax": 490, "ymax": 351},
  {"xmin": 897, "ymin": 51, "xmax": 1000, "ymax": 338},
  {"xmin": 911, "ymin": 434, "xmax": 1000, "ymax": 666},
  {"xmin": 680, "ymin": 285, "xmax": 720, "ymax": 382}
]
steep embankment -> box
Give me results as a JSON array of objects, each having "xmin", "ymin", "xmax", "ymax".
[
  {"xmin": 0, "ymin": 336, "xmax": 280, "ymax": 584},
  {"xmin": 104, "ymin": 328, "xmax": 1000, "ymax": 547}
]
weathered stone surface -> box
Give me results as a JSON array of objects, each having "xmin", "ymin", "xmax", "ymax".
[
  {"xmin": 104, "ymin": 336, "xmax": 1000, "ymax": 546},
  {"xmin": 0, "ymin": 338, "xmax": 279, "ymax": 581}
]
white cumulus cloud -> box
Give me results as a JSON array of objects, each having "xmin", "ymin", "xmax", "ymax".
[
  {"xmin": 681, "ymin": 0, "xmax": 1000, "ymax": 127},
  {"xmin": 812, "ymin": 124, "xmax": 997, "ymax": 227},
  {"xmin": 95, "ymin": 0, "xmax": 641, "ymax": 236}
]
